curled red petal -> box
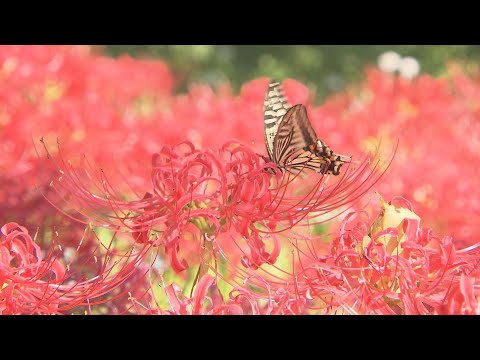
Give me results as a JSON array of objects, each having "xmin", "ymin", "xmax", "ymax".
[
  {"xmin": 166, "ymin": 244, "xmax": 188, "ymax": 273},
  {"xmin": 192, "ymin": 274, "xmax": 216, "ymax": 315}
]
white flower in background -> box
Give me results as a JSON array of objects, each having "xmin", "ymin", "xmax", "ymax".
[
  {"xmin": 378, "ymin": 51, "xmax": 421, "ymax": 80},
  {"xmin": 399, "ymin": 56, "xmax": 420, "ymax": 79},
  {"xmin": 377, "ymin": 51, "xmax": 402, "ymax": 74}
]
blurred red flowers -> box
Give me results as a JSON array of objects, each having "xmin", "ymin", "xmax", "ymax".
[
  {"xmin": 314, "ymin": 67, "xmax": 480, "ymax": 245},
  {"xmin": 1, "ymin": 45, "xmax": 480, "ymax": 314}
]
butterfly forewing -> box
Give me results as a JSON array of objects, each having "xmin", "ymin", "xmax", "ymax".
[
  {"xmin": 263, "ymin": 80, "xmax": 291, "ymax": 161},
  {"xmin": 272, "ymin": 104, "xmax": 318, "ymax": 166}
]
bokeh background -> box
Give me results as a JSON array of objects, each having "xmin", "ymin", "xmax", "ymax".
[{"xmin": 103, "ymin": 45, "xmax": 480, "ymax": 99}]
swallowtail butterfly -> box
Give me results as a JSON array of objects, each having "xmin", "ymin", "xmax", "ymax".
[{"xmin": 263, "ymin": 80, "xmax": 350, "ymax": 175}]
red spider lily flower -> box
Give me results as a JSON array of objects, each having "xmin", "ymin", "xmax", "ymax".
[
  {"xmin": 226, "ymin": 278, "xmax": 308, "ymax": 315},
  {"xmin": 134, "ymin": 273, "xmax": 307, "ymax": 315},
  {"xmin": 39, "ymin": 137, "xmax": 386, "ymax": 280},
  {"xmin": 1, "ymin": 222, "xmax": 65, "ymax": 314},
  {"xmin": 1, "ymin": 221, "xmax": 155, "ymax": 314},
  {"xmin": 294, "ymin": 194, "xmax": 480, "ymax": 315},
  {"xmin": 157, "ymin": 275, "xmax": 244, "ymax": 315}
]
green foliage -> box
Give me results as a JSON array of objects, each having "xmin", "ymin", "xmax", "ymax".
[{"xmin": 103, "ymin": 45, "xmax": 480, "ymax": 101}]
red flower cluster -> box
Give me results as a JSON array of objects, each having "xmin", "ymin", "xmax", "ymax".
[
  {"xmin": 89, "ymin": 194, "xmax": 480, "ymax": 315},
  {"xmin": 0, "ymin": 45, "xmax": 173, "ymax": 226},
  {"xmin": 0, "ymin": 221, "xmax": 155, "ymax": 314},
  {"xmin": 2, "ymin": 46, "xmax": 480, "ymax": 314},
  {"xmin": 41, "ymin": 138, "xmax": 381, "ymax": 276},
  {"xmin": 294, "ymin": 195, "xmax": 480, "ymax": 314},
  {"xmin": 0, "ymin": 222, "xmax": 65, "ymax": 314}
]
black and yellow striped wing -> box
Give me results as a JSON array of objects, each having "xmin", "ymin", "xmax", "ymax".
[{"xmin": 263, "ymin": 80, "xmax": 291, "ymax": 161}]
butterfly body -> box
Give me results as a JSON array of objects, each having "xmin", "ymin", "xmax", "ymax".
[{"xmin": 263, "ymin": 80, "xmax": 350, "ymax": 175}]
